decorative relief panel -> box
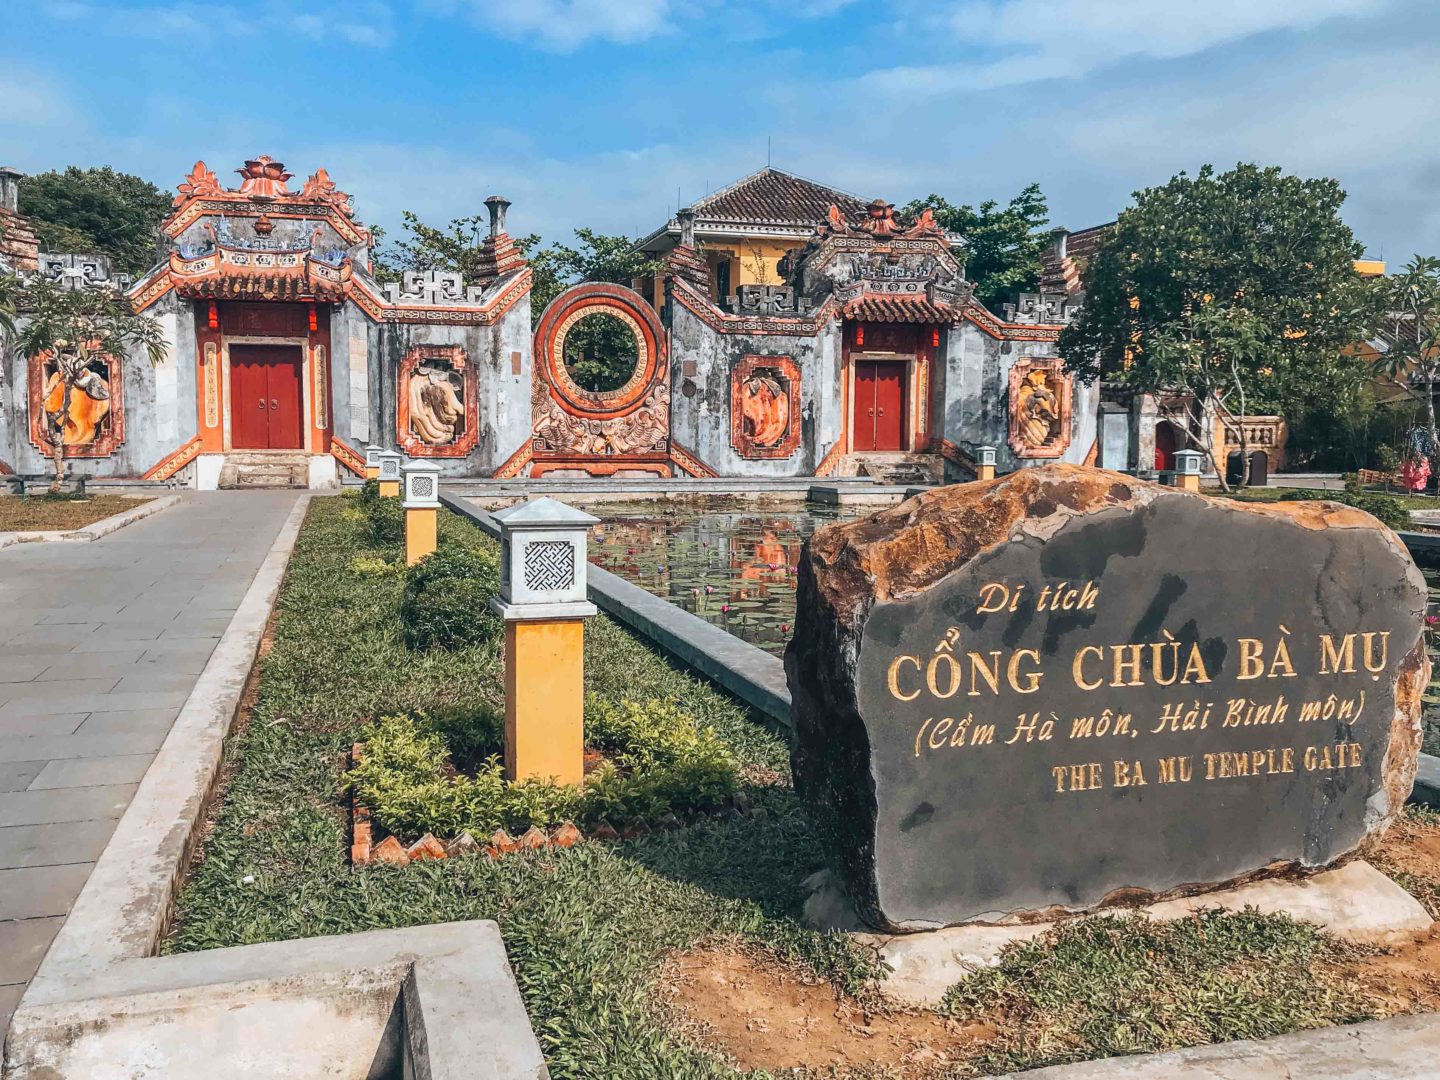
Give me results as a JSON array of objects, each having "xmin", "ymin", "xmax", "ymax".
[
  {"xmin": 313, "ymin": 344, "xmax": 328, "ymax": 430},
  {"xmin": 203, "ymin": 342, "xmax": 220, "ymax": 428},
  {"xmin": 523, "ymin": 540, "xmax": 576, "ymax": 592},
  {"xmin": 1007, "ymin": 357, "xmax": 1073, "ymax": 459},
  {"xmin": 27, "ymin": 347, "xmax": 124, "ymax": 458},
  {"xmin": 730, "ymin": 355, "xmax": 801, "ymax": 459},
  {"xmin": 397, "ymin": 344, "xmax": 478, "ymax": 458},
  {"xmin": 530, "ymin": 282, "xmax": 671, "ymax": 472}
]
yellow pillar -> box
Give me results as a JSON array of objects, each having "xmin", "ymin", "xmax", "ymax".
[
  {"xmin": 1178, "ymin": 473, "xmax": 1201, "ymax": 493},
  {"xmin": 379, "ymin": 479, "xmax": 399, "ymax": 497},
  {"xmin": 405, "ymin": 506, "xmax": 437, "ymax": 565},
  {"xmin": 365, "ymin": 466, "xmax": 379, "ymax": 480},
  {"xmin": 504, "ymin": 619, "xmax": 585, "ymax": 785},
  {"xmin": 976, "ymin": 463, "xmax": 995, "ymax": 481}
]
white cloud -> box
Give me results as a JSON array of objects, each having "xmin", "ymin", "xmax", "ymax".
[
  {"xmin": 440, "ymin": 0, "xmax": 677, "ymax": 51},
  {"xmin": 865, "ymin": 0, "xmax": 1394, "ymax": 93}
]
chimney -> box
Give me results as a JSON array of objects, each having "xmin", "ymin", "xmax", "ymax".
[
  {"xmin": 677, "ymin": 206, "xmax": 696, "ymax": 248},
  {"xmin": 0, "ymin": 167, "xmax": 22, "ymax": 215},
  {"xmin": 484, "ymin": 195, "xmax": 511, "ymax": 237},
  {"xmin": 1048, "ymin": 226, "xmax": 1069, "ymax": 261}
]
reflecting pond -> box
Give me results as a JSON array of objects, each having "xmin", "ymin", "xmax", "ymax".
[{"xmin": 589, "ymin": 497, "xmax": 861, "ymax": 656}]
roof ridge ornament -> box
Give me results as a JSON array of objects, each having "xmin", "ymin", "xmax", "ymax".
[
  {"xmin": 236, "ymin": 156, "xmax": 293, "ymax": 198},
  {"xmin": 174, "ymin": 161, "xmax": 222, "ymax": 206}
]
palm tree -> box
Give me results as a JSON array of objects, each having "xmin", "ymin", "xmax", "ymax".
[{"xmin": 15, "ymin": 277, "xmax": 165, "ymax": 492}]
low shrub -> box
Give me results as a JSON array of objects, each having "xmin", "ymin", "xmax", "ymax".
[
  {"xmin": 350, "ymin": 553, "xmax": 400, "ymax": 577},
  {"xmin": 399, "ymin": 544, "xmax": 502, "ymax": 651},
  {"xmin": 1276, "ymin": 488, "xmax": 1411, "ymax": 531},
  {"xmin": 360, "ymin": 477, "xmax": 380, "ymax": 506},
  {"xmin": 349, "ymin": 698, "xmax": 740, "ymax": 839},
  {"xmin": 362, "ymin": 491, "xmax": 403, "ymax": 546}
]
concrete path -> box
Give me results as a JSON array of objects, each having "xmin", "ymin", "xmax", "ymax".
[{"xmin": 0, "ymin": 491, "xmax": 301, "ymax": 1036}]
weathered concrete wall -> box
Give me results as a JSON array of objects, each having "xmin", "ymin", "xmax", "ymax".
[
  {"xmin": 668, "ymin": 302, "xmax": 844, "ymax": 476},
  {"xmin": 940, "ymin": 322, "xmax": 1098, "ymax": 472},
  {"xmin": 2, "ymin": 291, "xmax": 197, "ymax": 479},
  {"xmin": 377, "ymin": 295, "xmax": 532, "ymax": 477}
]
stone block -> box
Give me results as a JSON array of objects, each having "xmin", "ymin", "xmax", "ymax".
[{"xmin": 789, "ymin": 465, "xmax": 1429, "ymax": 931}]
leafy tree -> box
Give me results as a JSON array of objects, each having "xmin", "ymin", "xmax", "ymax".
[
  {"xmin": 901, "ymin": 183, "xmax": 1049, "ymax": 310},
  {"xmin": 16, "ymin": 278, "xmax": 166, "ymax": 491},
  {"xmin": 19, "ymin": 167, "xmax": 171, "ymax": 278},
  {"xmin": 1059, "ymin": 163, "xmax": 1382, "ymax": 488},
  {"xmin": 1372, "ymin": 256, "xmax": 1440, "ymax": 463},
  {"xmin": 375, "ymin": 215, "xmax": 664, "ymax": 388}
]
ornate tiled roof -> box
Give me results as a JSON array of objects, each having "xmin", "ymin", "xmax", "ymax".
[
  {"xmin": 691, "ymin": 167, "xmax": 867, "ymax": 227},
  {"xmin": 842, "ymin": 295, "xmax": 952, "ymax": 324}
]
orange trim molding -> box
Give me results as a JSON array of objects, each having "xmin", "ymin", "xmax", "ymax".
[
  {"xmin": 814, "ymin": 438, "xmax": 847, "ymax": 477},
  {"xmin": 669, "ymin": 441, "xmax": 718, "ymax": 478},
  {"xmin": 143, "ymin": 436, "xmax": 203, "ymax": 481},
  {"xmin": 330, "ymin": 437, "xmax": 366, "ymax": 477},
  {"xmin": 492, "ymin": 441, "xmax": 533, "ymax": 480}
]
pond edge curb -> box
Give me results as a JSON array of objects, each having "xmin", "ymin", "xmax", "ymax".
[{"xmin": 440, "ymin": 491, "xmax": 793, "ymax": 727}]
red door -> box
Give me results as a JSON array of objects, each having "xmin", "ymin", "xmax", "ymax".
[
  {"xmin": 230, "ymin": 345, "xmax": 304, "ymax": 450},
  {"xmin": 852, "ymin": 360, "xmax": 906, "ymax": 451}
]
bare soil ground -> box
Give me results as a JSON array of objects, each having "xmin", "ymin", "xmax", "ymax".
[
  {"xmin": 665, "ymin": 812, "xmax": 1440, "ymax": 1078},
  {"xmin": 659, "ymin": 946, "xmax": 992, "ymax": 1076},
  {"xmin": 0, "ymin": 494, "xmax": 150, "ymax": 531}
]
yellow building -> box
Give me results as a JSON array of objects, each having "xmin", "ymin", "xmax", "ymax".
[{"xmin": 633, "ymin": 167, "xmax": 867, "ymax": 309}]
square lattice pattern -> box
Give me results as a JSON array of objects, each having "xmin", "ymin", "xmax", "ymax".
[
  {"xmin": 411, "ymin": 476, "xmax": 435, "ymax": 498},
  {"xmin": 523, "ymin": 540, "xmax": 575, "ymax": 592}
]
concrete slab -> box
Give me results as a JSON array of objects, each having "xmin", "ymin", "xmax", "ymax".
[
  {"xmin": 0, "ymin": 785, "xmax": 136, "ymax": 828},
  {"xmin": 7, "ymin": 922, "xmax": 548, "ymax": 1080},
  {"xmin": 0, "ymin": 863, "xmax": 93, "ymax": 920},
  {"xmin": 0, "ymin": 917, "xmax": 63, "ymax": 984},
  {"xmin": 998, "ymin": 1013, "xmax": 1440, "ymax": 1079},
  {"xmin": 0, "ymin": 820, "xmax": 116, "ymax": 869},
  {"xmin": 855, "ymin": 861, "xmax": 1432, "ymax": 1007},
  {"xmin": 0, "ymin": 732, "xmax": 167, "ymax": 763},
  {"xmin": 27, "ymin": 755, "xmax": 154, "ymax": 790},
  {"xmin": 0, "ymin": 763, "xmax": 44, "ymax": 793}
]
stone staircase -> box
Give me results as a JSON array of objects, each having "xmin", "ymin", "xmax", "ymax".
[
  {"xmin": 217, "ymin": 451, "xmax": 310, "ymax": 489},
  {"xmin": 842, "ymin": 453, "xmax": 944, "ymax": 485}
]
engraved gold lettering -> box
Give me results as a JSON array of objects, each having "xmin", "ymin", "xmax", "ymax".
[{"xmin": 888, "ymin": 655, "xmax": 922, "ymax": 702}]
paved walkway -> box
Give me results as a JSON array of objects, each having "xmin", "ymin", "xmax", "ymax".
[{"xmin": 0, "ymin": 491, "xmax": 301, "ymax": 1035}]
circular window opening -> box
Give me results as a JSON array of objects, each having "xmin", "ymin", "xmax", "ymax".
[{"xmin": 561, "ymin": 312, "xmax": 639, "ymax": 394}]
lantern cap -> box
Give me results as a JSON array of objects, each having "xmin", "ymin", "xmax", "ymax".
[
  {"xmin": 974, "ymin": 444, "xmax": 998, "ymax": 463},
  {"xmin": 402, "ymin": 459, "xmax": 442, "ymax": 473},
  {"xmin": 493, "ymin": 497, "xmax": 599, "ymax": 529}
]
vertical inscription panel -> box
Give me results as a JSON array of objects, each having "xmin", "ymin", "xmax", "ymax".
[{"xmin": 790, "ymin": 468, "xmax": 1429, "ymax": 931}]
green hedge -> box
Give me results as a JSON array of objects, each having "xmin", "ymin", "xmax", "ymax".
[
  {"xmin": 348, "ymin": 697, "xmax": 739, "ymax": 838},
  {"xmin": 399, "ymin": 544, "xmax": 502, "ymax": 651}
]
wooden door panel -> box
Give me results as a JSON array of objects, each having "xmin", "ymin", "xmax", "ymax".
[
  {"xmin": 852, "ymin": 361, "xmax": 876, "ymax": 452},
  {"xmin": 230, "ymin": 346, "xmax": 270, "ymax": 449},
  {"xmin": 874, "ymin": 362, "xmax": 905, "ymax": 451},
  {"xmin": 266, "ymin": 353, "xmax": 304, "ymax": 449}
]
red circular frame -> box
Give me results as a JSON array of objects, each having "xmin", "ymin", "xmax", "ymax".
[{"xmin": 533, "ymin": 282, "xmax": 667, "ymax": 420}]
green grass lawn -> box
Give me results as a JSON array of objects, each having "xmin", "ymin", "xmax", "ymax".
[{"xmin": 167, "ymin": 495, "xmax": 1408, "ymax": 1078}]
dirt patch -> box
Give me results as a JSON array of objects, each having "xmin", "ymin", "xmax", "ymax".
[
  {"xmin": 0, "ymin": 494, "xmax": 150, "ymax": 531},
  {"xmin": 659, "ymin": 946, "xmax": 990, "ymax": 1076},
  {"xmin": 1337, "ymin": 811, "xmax": 1440, "ymax": 1014},
  {"xmin": 1335, "ymin": 926, "xmax": 1440, "ymax": 1014}
]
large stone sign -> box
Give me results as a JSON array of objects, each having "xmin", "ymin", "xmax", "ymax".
[{"xmin": 787, "ymin": 465, "xmax": 1429, "ymax": 932}]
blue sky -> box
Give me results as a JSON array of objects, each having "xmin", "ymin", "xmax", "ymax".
[{"xmin": 3, "ymin": 0, "xmax": 1438, "ymax": 264}]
